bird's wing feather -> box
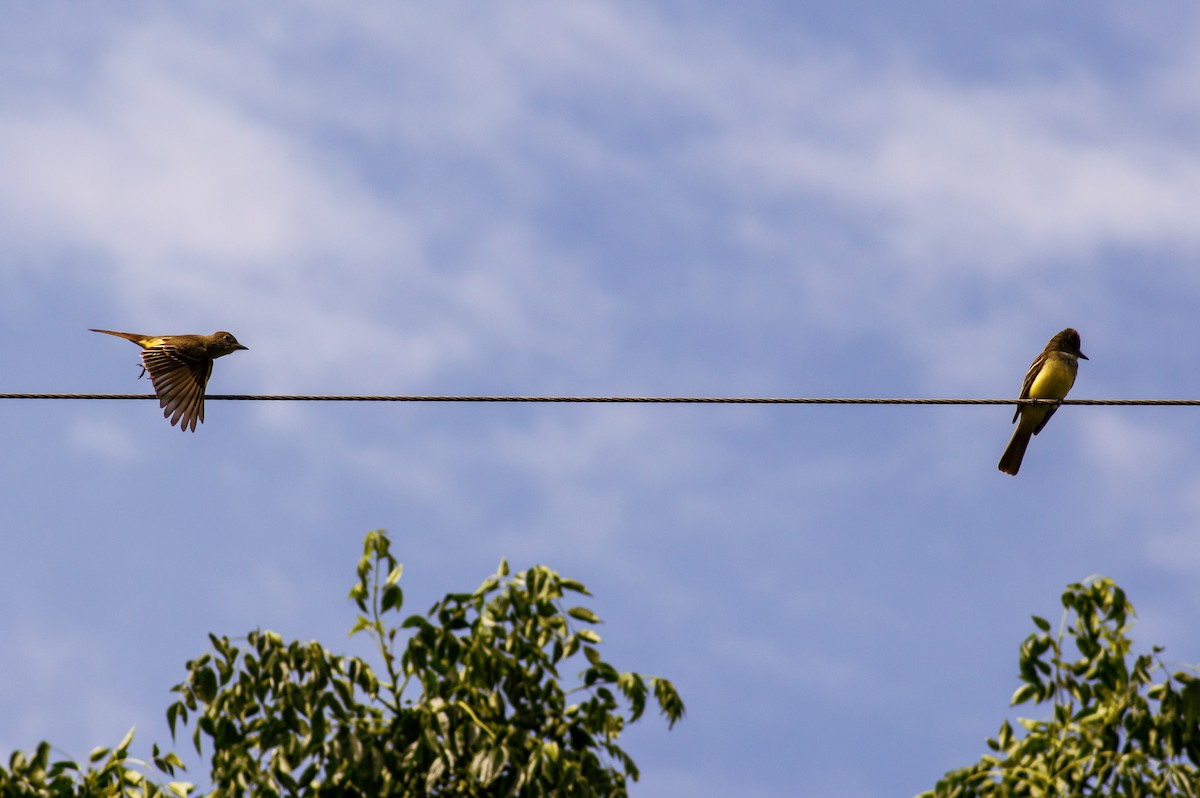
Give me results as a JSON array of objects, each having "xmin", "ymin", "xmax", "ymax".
[
  {"xmin": 140, "ymin": 346, "xmax": 213, "ymax": 432},
  {"xmin": 1012, "ymin": 352, "xmax": 1048, "ymax": 423},
  {"xmin": 1032, "ymin": 404, "xmax": 1059, "ymax": 435}
]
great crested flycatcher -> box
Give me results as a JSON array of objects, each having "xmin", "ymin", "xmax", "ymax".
[
  {"xmin": 998, "ymin": 327, "xmax": 1087, "ymax": 475},
  {"xmin": 91, "ymin": 329, "xmax": 249, "ymax": 432}
]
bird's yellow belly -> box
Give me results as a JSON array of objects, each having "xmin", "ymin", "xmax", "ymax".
[{"xmin": 1028, "ymin": 358, "xmax": 1076, "ymax": 400}]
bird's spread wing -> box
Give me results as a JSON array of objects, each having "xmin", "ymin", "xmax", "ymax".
[{"xmin": 140, "ymin": 346, "xmax": 213, "ymax": 432}]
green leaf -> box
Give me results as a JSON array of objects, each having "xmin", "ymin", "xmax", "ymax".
[
  {"xmin": 560, "ymin": 578, "xmax": 591, "ymax": 595},
  {"xmin": 568, "ymin": 607, "xmax": 600, "ymax": 624},
  {"xmin": 1011, "ymin": 683, "xmax": 1038, "ymax": 706},
  {"xmin": 167, "ymin": 703, "xmax": 184, "ymax": 739},
  {"xmin": 115, "ymin": 726, "xmax": 136, "ymax": 754},
  {"xmin": 382, "ymin": 584, "xmax": 404, "ymax": 613},
  {"xmin": 1032, "ymin": 615, "xmax": 1051, "ymax": 632},
  {"xmin": 194, "ymin": 666, "xmax": 219, "ymax": 704},
  {"xmin": 1183, "ymin": 680, "xmax": 1200, "ymax": 728},
  {"xmin": 156, "ymin": 750, "xmax": 185, "ymax": 771},
  {"xmin": 426, "ymin": 756, "xmax": 447, "ymax": 791}
]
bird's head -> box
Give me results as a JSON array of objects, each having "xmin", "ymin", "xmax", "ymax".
[
  {"xmin": 210, "ymin": 331, "xmax": 249, "ymax": 356},
  {"xmin": 1054, "ymin": 328, "xmax": 1087, "ymax": 360}
]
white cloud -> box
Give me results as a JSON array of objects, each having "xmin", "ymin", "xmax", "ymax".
[
  {"xmin": 0, "ymin": 38, "xmax": 390, "ymax": 265},
  {"xmin": 0, "ymin": 624, "xmax": 146, "ymax": 756},
  {"xmin": 1140, "ymin": 472, "xmax": 1200, "ymax": 574},
  {"xmin": 70, "ymin": 417, "xmax": 146, "ymax": 462},
  {"xmin": 678, "ymin": 36, "xmax": 1200, "ymax": 268},
  {"xmin": 1082, "ymin": 409, "xmax": 1183, "ymax": 484}
]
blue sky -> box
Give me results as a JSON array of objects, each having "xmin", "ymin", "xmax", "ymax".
[{"xmin": 3, "ymin": 3, "xmax": 1200, "ymax": 795}]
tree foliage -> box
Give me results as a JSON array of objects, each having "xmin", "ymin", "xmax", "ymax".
[
  {"xmin": 925, "ymin": 577, "xmax": 1200, "ymax": 797},
  {"xmin": 0, "ymin": 530, "xmax": 684, "ymax": 797},
  {"xmin": 0, "ymin": 730, "xmax": 189, "ymax": 798}
]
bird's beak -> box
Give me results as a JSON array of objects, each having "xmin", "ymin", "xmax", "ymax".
[
  {"xmin": 1078, "ymin": 351, "xmax": 1088, "ymax": 360},
  {"xmin": 235, "ymin": 343, "xmax": 249, "ymax": 351}
]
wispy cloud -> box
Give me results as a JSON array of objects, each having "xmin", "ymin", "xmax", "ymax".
[{"xmin": 5, "ymin": 4, "xmax": 1199, "ymax": 386}]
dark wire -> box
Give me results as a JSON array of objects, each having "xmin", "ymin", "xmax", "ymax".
[{"xmin": 0, "ymin": 394, "xmax": 1195, "ymax": 406}]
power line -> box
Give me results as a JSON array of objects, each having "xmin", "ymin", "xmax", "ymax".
[{"xmin": 0, "ymin": 394, "xmax": 1196, "ymax": 406}]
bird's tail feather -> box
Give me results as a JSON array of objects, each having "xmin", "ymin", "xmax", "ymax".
[
  {"xmin": 998, "ymin": 429, "xmax": 1032, "ymax": 475},
  {"xmin": 90, "ymin": 329, "xmax": 152, "ymax": 346}
]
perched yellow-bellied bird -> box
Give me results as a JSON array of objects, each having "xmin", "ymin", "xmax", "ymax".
[
  {"xmin": 998, "ymin": 328, "xmax": 1087, "ymax": 475},
  {"xmin": 91, "ymin": 329, "xmax": 248, "ymax": 432}
]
